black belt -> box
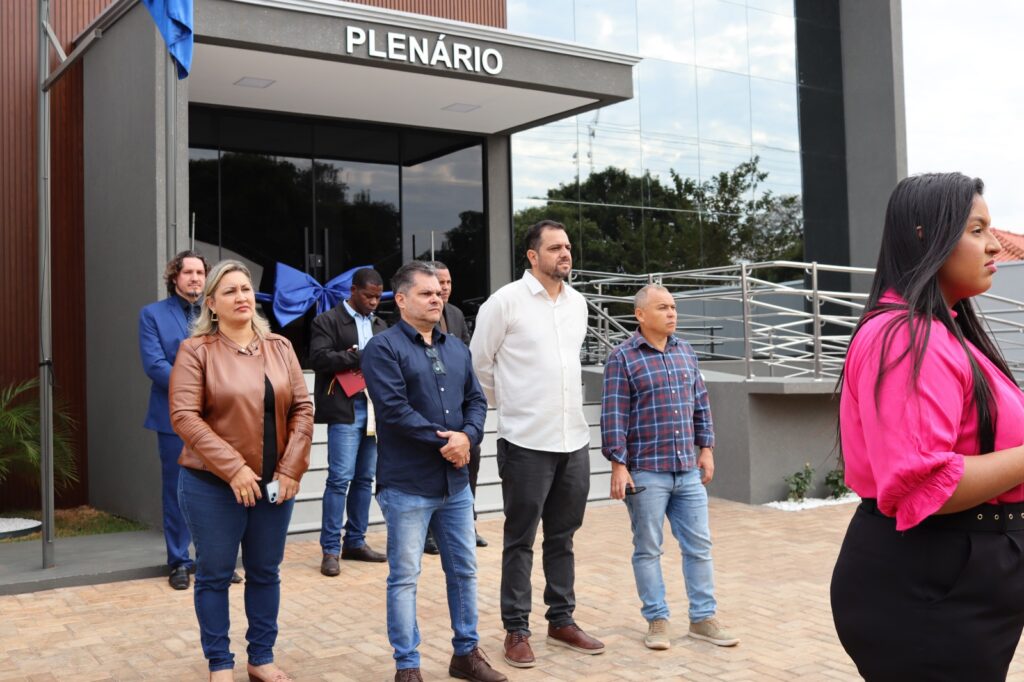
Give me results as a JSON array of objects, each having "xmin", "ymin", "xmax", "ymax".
[{"xmin": 860, "ymin": 498, "xmax": 1024, "ymax": 532}]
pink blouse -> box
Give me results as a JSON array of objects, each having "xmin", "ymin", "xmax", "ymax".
[{"xmin": 840, "ymin": 295, "xmax": 1024, "ymax": 530}]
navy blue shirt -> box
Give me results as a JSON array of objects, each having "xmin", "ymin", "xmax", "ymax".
[{"xmin": 362, "ymin": 319, "xmax": 488, "ymax": 497}]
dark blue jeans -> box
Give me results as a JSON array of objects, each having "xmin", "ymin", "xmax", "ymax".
[
  {"xmin": 157, "ymin": 431, "xmax": 193, "ymax": 570},
  {"xmin": 178, "ymin": 469, "xmax": 294, "ymax": 672}
]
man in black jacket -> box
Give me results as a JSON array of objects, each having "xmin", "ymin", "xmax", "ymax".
[
  {"xmin": 310, "ymin": 268, "xmax": 389, "ymax": 576},
  {"xmin": 431, "ymin": 262, "xmax": 487, "ymax": 550}
]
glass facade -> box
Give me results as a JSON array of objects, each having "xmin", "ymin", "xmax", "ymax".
[
  {"xmin": 508, "ymin": 0, "xmax": 803, "ymax": 275},
  {"xmin": 188, "ymin": 107, "xmax": 486, "ymax": 364}
]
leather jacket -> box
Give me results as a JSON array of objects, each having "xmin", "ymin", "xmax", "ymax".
[{"xmin": 170, "ymin": 332, "xmax": 314, "ymax": 483}]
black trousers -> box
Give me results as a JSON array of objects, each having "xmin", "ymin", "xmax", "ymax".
[
  {"xmin": 497, "ymin": 438, "xmax": 590, "ymax": 634},
  {"xmin": 831, "ymin": 502, "xmax": 1024, "ymax": 682}
]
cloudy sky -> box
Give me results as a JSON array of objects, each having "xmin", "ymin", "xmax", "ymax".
[{"xmin": 902, "ymin": 0, "xmax": 1024, "ymax": 230}]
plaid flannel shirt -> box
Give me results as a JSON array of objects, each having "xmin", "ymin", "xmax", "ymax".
[{"xmin": 600, "ymin": 332, "xmax": 714, "ymax": 472}]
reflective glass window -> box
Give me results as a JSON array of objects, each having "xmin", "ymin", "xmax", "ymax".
[
  {"xmin": 402, "ymin": 146, "xmax": 486, "ymax": 311},
  {"xmin": 751, "ymin": 147, "xmax": 802, "ymax": 199},
  {"xmin": 746, "ymin": 0, "xmax": 793, "ymax": 17},
  {"xmin": 574, "ymin": 0, "xmax": 639, "ymax": 51},
  {"xmin": 511, "ymin": 119, "xmax": 580, "ymax": 206},
  {"xmin": 315, "ymin": 159, "xmax": 401, "ymax": 282},
  {"xmin": 750, "ymin": 77, "xmax": 799, "ymax": 151},
  {"xmin": 189, "ymin": 148, "xmax": 220, "ymax": 259},
  {"xmin": 697, "ymin": 67, "xmax": 751, "ymax": 146},
  {"xmin": 639, "ymin": 60, "xmax": 698, "ymax": 138},
  {"xmin": 693, "ymin": 0, "xmax": 749, "ymax": 74},
  {"xmin": 637, "ymin": 0, "xmax": 695, "ymax": 63},
  {"xmin": 747, "ymin": 8, "xmax": 796, "ymax": 82},
  {"xmin": 506, "ymin": 0, "xmax": 575, "ymax": 41},
  {"xmin": 699, "ymin": 141, "xmax": 753, "ymax": 190}
]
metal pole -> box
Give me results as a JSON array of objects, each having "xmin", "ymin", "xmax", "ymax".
[
  {"xmin": 740, "ymin": 263, "xmax": 753, "ymax": 380},
  {"xmin": 811, "ymin": 261, "xmax": 822, "ymax": 380},
  {"xmin": 165, "ymin": 55, "xmax": 177, "ymax": 260},
  {"xmin": 37, "ymin": 0, "xmax": 55, "ymax": 569}
]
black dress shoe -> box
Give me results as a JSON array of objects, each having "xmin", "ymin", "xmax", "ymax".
[
  {"xmin": 423, "ymin": 532, "xmax": 440, "ymax": 555},
  {"xmin": 341, "ymin": 543, "xmax": 387, "ymax": 563},
  {"xmin": 230, "ymin": 570, "xmax": 244, "ymax": 584},
  {"xmin": 475, "ymin": 532, "xmax": 488, "ymax": 548},
  {"xmin": 169, "ymin": 565, "xmax": 190, "ymax": 590}
]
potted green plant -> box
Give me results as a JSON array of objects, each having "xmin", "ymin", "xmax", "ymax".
[{"xmin": 0, "ymin": 378, "xmax": 79, "ymax": 491}]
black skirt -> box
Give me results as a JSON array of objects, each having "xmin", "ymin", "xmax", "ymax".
[{"xmin": 831, "ymin": 500, "xmax": 1024, "ymax": 681}]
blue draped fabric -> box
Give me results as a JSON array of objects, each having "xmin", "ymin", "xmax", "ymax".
[
  {"xmin": 255, "ymin": 262, "xmax": 392, "ymax": 327},
  {"xmin": 141, "ymin": 0, "xmax": 194, "ymax": 79}
]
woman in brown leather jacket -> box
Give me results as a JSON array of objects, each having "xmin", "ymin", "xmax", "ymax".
[{"xmin": 170, "ymin": 260, "xmax": 313, "ymax": 682}]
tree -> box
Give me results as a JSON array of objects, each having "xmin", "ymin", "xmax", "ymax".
[{"xmin": 513, "ymin": 157, "xmax": 803, "ymax": 279}]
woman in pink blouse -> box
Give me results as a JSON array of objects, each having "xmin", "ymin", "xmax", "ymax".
[{"xmin": 831, "ymin": 173, "xmax": 1024, "ymax": 681}]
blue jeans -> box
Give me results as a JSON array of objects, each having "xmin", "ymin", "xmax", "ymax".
[
  {"xmin": 624, "ymin": 468, "xmax": 717, "ymax": 623},
  {"xmin": 376, "ymin": 484, "xmax": 477, "ymax": 670},
  {"xmin": 320, "ymin": 397, "xmax": 377, "ymax": 554},
  {"xmin": 158, "ymin": 432, "xmax": 193, "ymax": 570},
  {"xmin": 178, "ymin": 469, "xmax": 295, "ymax": 672}
]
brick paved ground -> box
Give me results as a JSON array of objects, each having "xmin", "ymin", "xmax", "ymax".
[{"xmin": 3, "ymin": 498, "xmax": 1024, "ymax": 681}]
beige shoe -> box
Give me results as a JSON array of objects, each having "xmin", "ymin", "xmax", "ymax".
[
  {"xmin": 644, "ymin": 618, "xmax": 671, "ymax": 650},
  {"xmin": 688, "ymin": 617, "xmax": 739, "ymax": 647}
]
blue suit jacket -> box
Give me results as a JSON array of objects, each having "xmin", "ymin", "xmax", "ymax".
[{"xmin": 139, "ymin": 296, "xmax": 191, "ymax": 434}]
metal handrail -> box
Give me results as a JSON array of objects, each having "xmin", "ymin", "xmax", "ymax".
[{"xmin": 573, "ymin": 261, "xmax": 1024, "ymax": 380}]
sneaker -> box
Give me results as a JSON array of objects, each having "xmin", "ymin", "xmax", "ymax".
[
  {"xmin": 644, "ymin": 618, "xmax": 670, "ymax": 650},
  {"xmin": 449, "ymin": 647, "xmax": 508, "ymax": 681},
  {"xmin": 688, "ymin": 617, "xmax": 739, "ymax": 647}
]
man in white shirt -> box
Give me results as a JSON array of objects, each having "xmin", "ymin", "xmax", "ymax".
[{"xmin": 471, "ymin": 220, "xmax": 605, "ymax": 669}]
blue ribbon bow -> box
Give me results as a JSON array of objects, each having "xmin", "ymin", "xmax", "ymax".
[{"xmin": 255, "ymin": 262, "xmax": 391, "ymax": 327}]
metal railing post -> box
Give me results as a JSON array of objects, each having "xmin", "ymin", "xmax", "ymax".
[
  {"xmin": 741, "ymin": 263, "xmax": 753, "ymax": 379},
  {"xmin": 811, "ymin": 261, "xmax": 822, "ymax": 380}
]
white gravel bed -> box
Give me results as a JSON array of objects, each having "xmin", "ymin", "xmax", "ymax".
[{"xmin": 763, "ymin": 492, "xmax": 860, "ymax": 511}]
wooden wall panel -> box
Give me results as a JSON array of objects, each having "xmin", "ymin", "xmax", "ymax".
[
  {"xmin": 349, "ymin": 0, "xmax": 506, "ymax": 27},
  {"xmin": 0, "ymin": 0, "xmax": 114, "ymax": 512}
]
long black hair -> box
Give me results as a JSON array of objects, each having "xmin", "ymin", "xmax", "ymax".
[{"xmin": 839, "ymin": 172, "xmax": 1012, "ymax": 454}]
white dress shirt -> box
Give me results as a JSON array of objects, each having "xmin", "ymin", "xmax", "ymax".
[{"xmin": 471, "ymin": 270, "xmax": 590, "ymax": 453}]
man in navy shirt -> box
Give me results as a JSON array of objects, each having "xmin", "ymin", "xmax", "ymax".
[{"xmin": 362, "ymin": 261, "xmax": 506, "ymax": 682}]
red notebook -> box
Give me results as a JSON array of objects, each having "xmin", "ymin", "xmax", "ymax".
[{"xmin": 333, "ymin": 369, "xmax": 367, "ymax": 398}]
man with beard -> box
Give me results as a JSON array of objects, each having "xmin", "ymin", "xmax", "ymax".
[
  {"xmin": 471, "ymin": 220, "xmax": 604, "ymax": 668},
  {"xmin": 139, "ymin": 250, "xmax": 215, "ymax": 590}
]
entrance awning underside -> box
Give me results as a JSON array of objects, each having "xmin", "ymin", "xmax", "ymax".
[{"xmin": 187, "ymin": 0, "xmax": 639, "ymax": 136}]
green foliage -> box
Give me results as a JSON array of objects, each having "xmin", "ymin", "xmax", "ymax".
[
  {"xmin": 824, "ymin": 468, "xmax": 852, "ymax": 499},
  {"xmin": 512, "ymin": 157, "xmax": 803, "ymax": 277},
  {"xmin": 0, "ymin": 379, "xmax": 78, "ymax": 491},
  {"xmin": 784, "ymin": 463, "xmax": 815, "ymax": 502}
]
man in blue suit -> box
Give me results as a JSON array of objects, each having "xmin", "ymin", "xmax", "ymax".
[{"xmin": 138, "ymin": 250, "xmax": 208, "ymax": 590}]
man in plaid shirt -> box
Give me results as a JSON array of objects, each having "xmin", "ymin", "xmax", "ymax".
[{"xmin": 600, "ymin": 284, "xmax": 738, "ymax": 652}]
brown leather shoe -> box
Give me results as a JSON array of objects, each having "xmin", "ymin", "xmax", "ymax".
[
  {"xmin": 546, "ymin": 623, "xmax": 605, "ymax": 655},
  {"xmin": 449, "ymin": 647, "xmax": 508, "ymax": 682},
  {"xmin": 320, "ymin": 553, "xmax": 340, "ymax": 576},
  {"xmin": 394, "ymin": 668, "xmax": 423, "ymax": 682},
  {"xmin": 341, "ymin": 543, "xmax": 387, "ymax": 562},
  {"xmin": 503, "ymin": 631, "xmax": 536, "ymax": 668}
]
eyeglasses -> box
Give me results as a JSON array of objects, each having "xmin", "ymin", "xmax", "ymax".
[{"xmin": 425, "ymin": 346, "xmax": 446, "ymax": 375}]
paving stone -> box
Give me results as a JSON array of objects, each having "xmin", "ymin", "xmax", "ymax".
[{"xmin": 1, "ymin": 499, "xmax": 1022, "ymax": 680}]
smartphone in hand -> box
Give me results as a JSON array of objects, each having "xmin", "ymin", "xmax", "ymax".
[{"xmin": 266, "ymin": 479, "xmax": 280, "ymax": 504}]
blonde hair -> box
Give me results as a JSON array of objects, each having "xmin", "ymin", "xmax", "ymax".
[{"xmin": 191, "ymin": 260, "xmax": 271, "ymax": 338}]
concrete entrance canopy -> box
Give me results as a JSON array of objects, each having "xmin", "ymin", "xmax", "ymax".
[
  {"xmin": 189, "ymin": 0, "xmax": 638, "ymax": 135},
  {"xmin": 79, "ymin": 0, "xmax": 638, "ymax": 530}
]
